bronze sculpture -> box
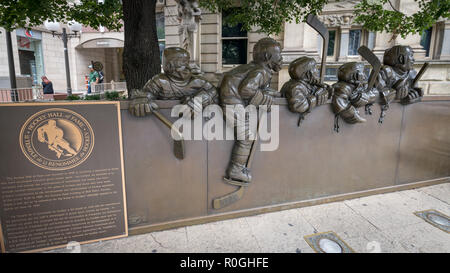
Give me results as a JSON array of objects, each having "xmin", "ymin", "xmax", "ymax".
[
  {"xmin": 128, "ymin": 47, "xmax": 217, "ymax": 117},
  {"xmin": 331, "ymin": 62, "xmax": 378, "ymax": 131},
  {"xmin": 219, "ymin": 37, "xmax": 282, "ymax": 185},
  {"xmin": 375, "ymin": 45, "xmax": 425, "ymax": 123},
  {"xmin": 280, "ymin": 57, "xmax": 331, "ymax": 125},
  {"xmin": 212, "ymin": 37, "xmax": 283, "ymax": 209},
  {"xmin": 128, "ymin": 47, "xmax": 217, "ymax": 159}
]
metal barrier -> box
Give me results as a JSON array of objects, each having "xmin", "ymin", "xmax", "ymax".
[
  {"xmin": 92, "ymin": 82, "xmax": 127, "ymax": 94},
  {"xmin": 0, "ymin": 87, "xmax": 47, "ymax": 102}
]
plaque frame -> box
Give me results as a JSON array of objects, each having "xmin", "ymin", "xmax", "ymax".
[{"xmin": 0, "ymin": 101, "xmax": 128, "ymax": 253}]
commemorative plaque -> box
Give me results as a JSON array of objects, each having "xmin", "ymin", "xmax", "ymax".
[{"xmin": 0, "ymin": 102, "xmax": 127, "ymax": 252}]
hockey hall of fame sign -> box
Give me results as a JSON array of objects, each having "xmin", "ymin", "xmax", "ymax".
[{"xmin": 0, "ymin": 102, "xmax": 128, "ymax": 253}]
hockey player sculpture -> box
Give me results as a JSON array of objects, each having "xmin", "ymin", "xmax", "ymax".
[
  {"xmin": 375, "ymin": 45, "xmax": 428, "ymax": 123},
  {"xmin": 213, "ymin": 38, "xmax": 283, "ymax": 209},
  {"xmin": 331, "ymin": 62, "xmax": 378, "ymax": 132},
  {"xmin": 280, "ymin": 57, "xmax": 331, "ymax": 126},
  {"xmin": 129, "ymin": 47, "xmax": 218, "ymax": 159}
]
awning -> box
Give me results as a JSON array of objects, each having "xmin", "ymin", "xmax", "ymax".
[{"xmin": 77, "ymin": 38, "xmax": 124, "ymax": 49}]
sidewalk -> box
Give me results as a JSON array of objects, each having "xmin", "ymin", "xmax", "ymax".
[{"xmin": 47, "ymin": 183, "xmax": 450, "ymax": 253}]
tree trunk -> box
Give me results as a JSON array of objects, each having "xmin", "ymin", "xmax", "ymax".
[{"xmin": 122, "ymin": 0, "xmax": 161, "ymax": 97}]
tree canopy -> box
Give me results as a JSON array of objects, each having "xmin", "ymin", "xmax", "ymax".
[
  {"xmin": 1, "ymin": 0, "xmax": 448, "ymax": 91},
  {"xmin": 355, "ymin": 0, "xmax": 450, "ymax": 38},
  {"xmin": 1, "ymin": 1, "xmax": 448, "ymax": 36},
  {"xmin": 200, "ymin": 0, "xmax": 450, "ymax": 37},
  {"xmin": 0, "ymin": 0, "xmax": 122, "ymax": 32}
]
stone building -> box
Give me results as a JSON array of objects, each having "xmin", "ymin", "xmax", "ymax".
[{"xmin": 0, "ymin": 0, "xmax": 448, "ymax": 95}]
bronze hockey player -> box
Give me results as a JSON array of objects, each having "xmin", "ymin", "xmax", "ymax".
[
  {"xmin": 280, "ymin": 57, "xmax": 331, "ymax": 123},
  {"xmin": 219, "ymin": 38, "xmax": 283, "ymax": 185},
  {"xmin": 332, "ymin": 62, "xmax": 378, "ymax": 131},
  {"xmin": 375, "ymin": 45, "xmax": 423, "ymax": 122},
  {"xmin": 129, "ymin": 47, "xmax": 217, "ymax": 117}
]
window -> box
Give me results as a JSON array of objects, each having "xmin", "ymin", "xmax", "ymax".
[
  {"xmin": 420, "ymin": 27, "xmax": 432, "ymax": 57},
  {"xmin": 156, "ymin": 12, "xmax": 165, "ymax": 61},
  {"xmin": 222, "ymin": 8, "xmax": 248, "ymax": 65},
  {"xmin": 367, "ymin": 31, "xmax": 375, "ymax": 50},
  {"xmin": 325, "ymin": 67, "xmax": 337, "ymax": 82},
  {"xmin": 348, "ymin": 29, "xmax": 362, "ymax": 56},
  {"xmin": 16, "ymin": 32, "xmax": 44, "ymax": 85},
  {"xmin": 327, "ymin": 30, "xmax": 337, "ymax": 57}
]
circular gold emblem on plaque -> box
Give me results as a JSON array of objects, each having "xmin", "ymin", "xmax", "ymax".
[{"xmin": 19, "ymin": 108, "xmax": 95, "ymax": 171}]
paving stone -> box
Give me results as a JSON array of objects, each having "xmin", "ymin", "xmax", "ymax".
[
  {"xmin": 298, "ymin": 201, "xmax": 380, "ymax": 239},
  {"xmin": 245, "ymin": 208, "xmax": 315, "ymax": 253},
  {"xmin": 343, "ymin": 192, "xmax": 425, "ymax": 230},
  {"xmin": 185, "ymin": 218, "xmax": 261, "ymax": 253},
  {"xmin": 417, "ymin": 183, "xmax": 450, "ymax": 205},
  {"xmin": 398, "ymin": 188, "xmax": 450, "ymax": 215},
  {"xmin": 383, "ymin": 222, "xmax": 450, "ymax": 253},
  {"xmin": 343, "ymin": 231, "xmax": 408, "ymax": 253}
]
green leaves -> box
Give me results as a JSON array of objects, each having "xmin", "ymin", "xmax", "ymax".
[
  {"xmin": 355, "ymin": 0, "xmax": 450, "ymax": 38},
  {"xmin": 200, "ymin": 0, "xmax": 329, "ymax": 35},
  {"xmin": 199, "ymin": 0, "xmax": 449, "ymax": 37},
  {"xmin": 0, "ymin": 0, "xmax": 123, "ymax": 32},
  {"xmin": 1, "ymin": 0, "xmax": 448, "ymax": 39}
]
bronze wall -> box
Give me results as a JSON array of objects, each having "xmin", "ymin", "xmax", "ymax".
[{"xmin": 120, "ymin": 97, "xmax": 450, "ymax": 232}]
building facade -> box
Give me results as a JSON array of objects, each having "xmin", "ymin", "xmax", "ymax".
[{"xmin": 0, "ymin": 0, "xmax": 449, "ymax": 95}]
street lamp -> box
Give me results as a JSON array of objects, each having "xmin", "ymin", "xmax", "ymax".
[{"xmin": 44, "ymin": 20, "xmax": 82, "ymax": 95}]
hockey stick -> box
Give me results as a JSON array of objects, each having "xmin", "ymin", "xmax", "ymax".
[
  {"xmin": 358, "ymin": 46, "xmax": 381, "ymax": 91},
  {"xmin": 412, "ymin": 62, "xmax": 429, "ymax": 87},
  {"xmin": 358, "ymin": 45, "xmax": 381, "ymax": 116},
  {"xmin": 153, "ymin": 110, "xmax": 185, "ymax": 160},
  {"xmin": 298, "ymin": 14, "xmax": 329, "ymax": 127}
]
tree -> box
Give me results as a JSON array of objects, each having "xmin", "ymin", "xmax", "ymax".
[
  {"xmin": 0, "ymin": 0, "xmax": 160, "ymax": 94},
  {"xmin": 355, "ymin": 0, "xmax": 450, "ymax": 38},
  {"xmin": 200, "ymin": 0, "xmax": 449, "ymax": 37},
  {"xmin": 122, "ymin": 0, "xmax": 161, "ymax": 94},
  {"xmin": 0, "ymin": 0, "xmax": 123, "ymax": 32},
  {"xmin": 1, "ymin": 0, "xmax": 448, "ymax": 93}
]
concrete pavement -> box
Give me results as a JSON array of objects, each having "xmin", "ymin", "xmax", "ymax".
[{"xmin": 47, "ymin": 183, "xmax": 450, "ymax": 253}]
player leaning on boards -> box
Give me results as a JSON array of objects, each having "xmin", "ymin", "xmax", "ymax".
[
  {"xmin": 331, "ymin": 62, "xmax": 378, "ymax": 131},
  {"xmin": 128, "ymin": 47, "xmax": 218, "ymax": 118},
  {"xmin": 280, "ymin": 57, "xmax": 332, "ymax": 125},
  {"xmin": 219, "ymin": 37, "xmax": 283, "ymax": 185},
  {"xmin": 375, "ymin": 45, "xmax": 427, "ymax": 123},
  {"xmin": 128, "ymin": 47, "xmax": 218, "ymax": 159}
]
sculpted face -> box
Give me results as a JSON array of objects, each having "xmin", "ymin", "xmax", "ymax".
[
  {"xmin": 309, "ymin": 65, "xmax": 320, "ymax": 82},
  {"xmin": 403, "ymin": 47, "xmax": 415, "ymax": 71},
  {"xmin": 163, "ymin": 48, "xmax": 192, "ymax": 81},
  {"xmin": 268, "ymin": 46, "xmax": 283, "ymax": 72},
  {"xmin": 253, "ymin": 38, "xmax": 283, "ymax": 72},
  {"xmin": 171, "ymin": 56, "xmax": 191, "ymax": 81},
  {"xmin": 289, "ymin": 57, "xmax": 318, "ymax": 82},
  {"xmin": 384, "ymin": 46, "xmax": 415, "ymax": 72},
  {"xmin": 338, "ymin": 62, "xmax": 366, "ymax": 84}
]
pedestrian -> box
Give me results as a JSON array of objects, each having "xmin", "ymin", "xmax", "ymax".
[
  {"xmin": 88, "ymin": 64, "xmax": 99, "ymax": 94},
  {"xmin": 41, "ymin": 76, "xmax": 54, "ymax": 94}
]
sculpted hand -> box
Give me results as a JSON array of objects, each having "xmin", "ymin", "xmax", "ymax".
[
  {"xmin": 397, "ymin": 85, "xmax": 409, "ymax": 100},
  {"xmin": 315, "ymin": 87, "xmax": 329, "ymax": 106},
  {"xmin": 402, "ymin": 87, "xmax": 423, "ymax": 105},
  {"xmin": 128, "ymin": 97, "xmax": 159, "ymax": 117},
  {"xmin": 184, "ymin": 96, "xmax": 203, "ymax": 118},
  {"xmin": 263, "ymin": 88, "xmax": 282, "ymax": 97},
  {"xmin": 393, "ymin": 78, "xmax": 409, "ymax": 99}
]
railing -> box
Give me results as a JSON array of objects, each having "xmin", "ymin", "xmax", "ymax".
[
  {"xmin": 92, "ymin": 81, "xmax": 127, "ymax": 94},
  {"xmin": 0, "ymin": 87, "xmax": 39, "ymax": 102}
]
